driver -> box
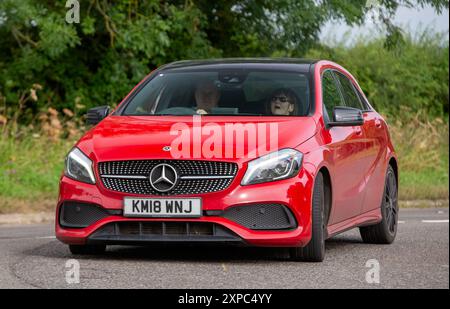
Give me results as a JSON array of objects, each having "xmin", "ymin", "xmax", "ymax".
[{"xmin": 194, "ymin": 80, "xmax": 220, "ymax": 114}]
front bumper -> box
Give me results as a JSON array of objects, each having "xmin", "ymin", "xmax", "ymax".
[{"xmin": 56, "ymin": 167, "xmax": 314, "ymax": 247}]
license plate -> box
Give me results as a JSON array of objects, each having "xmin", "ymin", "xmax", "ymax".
[{"xmin": 123, "ymin": 197, "xmax": 202, "ymax": 218}]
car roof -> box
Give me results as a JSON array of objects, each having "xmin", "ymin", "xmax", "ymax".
[{"xmin": 159, "ymin": 58, "xmax": 319, "ymax": 73}]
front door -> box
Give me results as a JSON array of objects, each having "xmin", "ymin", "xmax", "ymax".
[{"xmin": 321, "ymin": 70, "xmax": 370, "ymax": 224}]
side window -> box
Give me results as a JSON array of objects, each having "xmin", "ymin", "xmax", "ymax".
[
  {"xmin": 356, "ymin": 89, "xmax": 371, "ymax": 111},
  {"xmin": 335, "ymin": 72, "xmax": 364, "ymax": 110},
  {"xmin": 322, "ymin": 70, "xmax": 344, "ymax": 120}
]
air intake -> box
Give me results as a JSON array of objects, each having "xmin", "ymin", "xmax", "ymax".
[
  {"xmin": 223, "ymin": 203, "xmax": 297, "ymax": 230},
  {"xmin": 59, "ymin": 202, "xmax": 118, "ymax": 228}
]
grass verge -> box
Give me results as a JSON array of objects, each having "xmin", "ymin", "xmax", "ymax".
[
  {"xmin": 0, "ymin": 135, "xmax": 74, "ymax": 213},
  {"xmin": 389, "ymin": 114, "xmax": 449, "ymax": 201}
]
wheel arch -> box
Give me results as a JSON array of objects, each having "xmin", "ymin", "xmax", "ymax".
[
  {"xmin": 317, "ymin": 166, "xmax": 332, "ymax": 226},
  {"xmin": 388, "ymin": 156, "xmax": 399, "ymax": 185}
]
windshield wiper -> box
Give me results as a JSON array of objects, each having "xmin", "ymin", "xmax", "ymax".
[{"xmin": 202, "ymin": 113, "xmax": 263, "ymax": 116}]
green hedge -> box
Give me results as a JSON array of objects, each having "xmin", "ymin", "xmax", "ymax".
[{"xmin": 307, "ymin": 31, "xmax": 449, "ymax": 117}]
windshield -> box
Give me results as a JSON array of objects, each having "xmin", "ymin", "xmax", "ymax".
[{"xmin": 122, "ymin": 70, "xmax": 310, "ymax": 116}]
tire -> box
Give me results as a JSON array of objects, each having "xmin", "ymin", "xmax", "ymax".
[
  {"xmin": 69, "ymin": 244, "xmax": 106, "ymax": 255},
  {"xmin": 290, "ymin": 172, "xmax": 326, "ymax": 262},
  {"xmin": 359, "ymin": 165, "xmax": 398, "ymax": 244}
]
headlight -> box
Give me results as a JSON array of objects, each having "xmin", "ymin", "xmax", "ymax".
[
  {"xmin": 241, "ymin": 149, "xmax": 303, "ymax": 185},
  {"xmin": 64, "ymin": 148, "xmax": 96, "ymax": 184}
]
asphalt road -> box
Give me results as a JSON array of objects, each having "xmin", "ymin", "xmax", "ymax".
[{"xmin": 0, "ymin": 208, "xmax": 448, "ymax": 289}]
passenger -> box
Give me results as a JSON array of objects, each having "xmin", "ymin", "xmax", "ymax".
[{"xmin": 269, "ymin": 88, "xmax": 297, "ymax": 116}]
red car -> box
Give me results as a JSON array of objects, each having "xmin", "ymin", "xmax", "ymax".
[{"xmin": 56, "ymin": 59, "xmax": 398, "ymax": 262}]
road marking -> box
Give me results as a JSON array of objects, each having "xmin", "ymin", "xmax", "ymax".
[
  {"xmin": 421, "ymin": 220, "xmax": 449, "ymax": 223},
  {"xmin": 398, "ymin": 221, "xmax": 405, "ymax": 224},
  {"xmin": 35, "ymin": 236, "xmax": 56, "ymax": 239}
]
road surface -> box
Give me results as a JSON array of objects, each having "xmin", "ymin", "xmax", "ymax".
[{"xmin": 0, "ymin": 208, "xmax": 447, "ymax": 289}]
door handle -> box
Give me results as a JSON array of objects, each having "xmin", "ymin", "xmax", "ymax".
[{"xmin": 355, "ymin": 127, "xmax": 362, "ymax": 135}]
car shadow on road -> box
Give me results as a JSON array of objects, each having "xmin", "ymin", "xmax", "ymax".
[{"xmin": 25, "ymin": 232, "xmax": 365, "ymax": 263}]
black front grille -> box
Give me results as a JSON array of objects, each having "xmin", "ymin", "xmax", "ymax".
[
  {"xmin": 98, "ymin": 160, "xmax": 238, "ymax": 195},
  {"xmin": 223, "ymin": 203, "xmax": 297, "ymax": 230}
]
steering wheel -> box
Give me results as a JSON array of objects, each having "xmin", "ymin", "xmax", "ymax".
[{"xmin": 155, "ymin": 107, "xmax": 197, "ymax": 115}]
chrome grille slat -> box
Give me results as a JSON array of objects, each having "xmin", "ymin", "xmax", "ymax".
[
  {"xmin": 98, "ymin": 160, "xmax": 238, "ymax": 195},
  {"xmin": 101, "ymin": 175, "xmax": 148, "ymax": 179}
]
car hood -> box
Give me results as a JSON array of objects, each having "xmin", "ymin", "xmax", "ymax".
[{"xmin": 77, "ymin": 115, "xmax": 318, "ymax": 164}]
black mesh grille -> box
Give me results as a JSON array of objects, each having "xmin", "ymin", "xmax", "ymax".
[
  {"xmin": 98, "ymin": 160, "xmax": 238, "ymax": 195},
  {"xmin": 223, "ymin": 203, "xmax": 297, "ymax": 230},
  {"xmin": 59, "ymin": 202, "xmax": 112, "ymax": 228}
]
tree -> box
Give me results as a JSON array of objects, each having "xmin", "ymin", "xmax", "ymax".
[{"xmin": 0, "ymin": 0, "xmax": 448, "ymax": 119}]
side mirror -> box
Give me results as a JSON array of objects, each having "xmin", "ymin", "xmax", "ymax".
[
  {"xmin": 328, "ymin": 106, "xmax": 364, "ymax": 127},
  {"xmin": 86, "ymin": 106, "xmax": 110, "ymax": 125}
]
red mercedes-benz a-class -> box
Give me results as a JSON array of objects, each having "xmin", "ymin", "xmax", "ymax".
[{"xmin": 56, "ymin": 59, "xmax": 398, "ymax": 262}]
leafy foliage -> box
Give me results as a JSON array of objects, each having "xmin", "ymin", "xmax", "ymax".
[
  {"xmin": 0, "ymin": 0, "xmax": 217, "ymax": 120},
  {"xmin": 0, "ymin": 0, "xmax": 448, "ymax": 121}
]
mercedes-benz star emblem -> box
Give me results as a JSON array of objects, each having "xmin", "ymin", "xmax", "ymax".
[{"xmin": 149, "ymin": 164, "xmax": 178, "ymax": 192}]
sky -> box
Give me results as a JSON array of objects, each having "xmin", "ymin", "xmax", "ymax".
[{"xmin": 320, "ymin": 5, "xmax": 449, "ymax": 45}]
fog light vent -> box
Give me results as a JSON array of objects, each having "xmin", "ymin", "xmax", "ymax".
[
  {"xmin": 59, "ymin": 202, "xmax": 111, "ymax": 228},
  {"xmin": 223, "ymin": 203, "xmax": 297, "ymax": 230}
]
